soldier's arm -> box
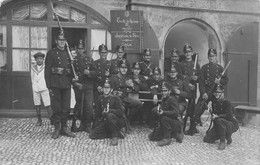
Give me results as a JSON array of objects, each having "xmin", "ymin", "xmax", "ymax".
[
  {"xmin": 163, "ymin": 97, "xmax": 179, "ymax": 118},
  {"xmin": 88, "ymin": 59, "xmax": 97, "ymax": 78},
  {"xmin": 109, "ymin": 96, "xmax": 124, "ymax": 117},
  {"xmin": 219, "ymin": 67, "xmax": 229, "ymax": 86}
]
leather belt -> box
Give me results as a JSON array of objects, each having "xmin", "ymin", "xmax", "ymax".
[{"xmin": 51, "ymin": 67, "xmax": 71, "ymax": 75}]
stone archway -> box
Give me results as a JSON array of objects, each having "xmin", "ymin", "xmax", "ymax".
[{"xmin": 163, "ymin": 18, "xmax": 221, "ymax": 68}]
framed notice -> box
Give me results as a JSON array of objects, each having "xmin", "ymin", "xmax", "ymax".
[{"xmin": 111, "ymin": 10, "xmax": 143, "ymax": 53}]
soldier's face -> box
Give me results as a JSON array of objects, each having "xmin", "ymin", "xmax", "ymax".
[
  {"xmin": 117, "ymin": 52, "xmax": 124, "ymax": 59},
  {"xmin": 153, "ymin": 73, "xmax": 160, "ymax": 80},
  {"xmin": 56, "ymin": 39, "xmax": 66, "ymax": 49},
  {"xmin": 171, "ymin": 53, "xmax": 179, "ymax": 62},
  {"xmin": 184, "ymin": 48, "xmax": 193, "ymax": 60},
  {"xmin": 103, "ymin": 87, "xmax": 112, "ymax": 95},
  {"xmin": 71, "ymin": 50, "xmax": 77, "ymax": 59},
  {"xmin": 162, "ymin": 90, "xmax": 170, "ymax": 98},
  {"xmin": 214, "ymin": 91, "xmax": 223, "ymax": 99},
  {"xmin": 35, "ymin": 57, "xmax": 44, "ymax": 66},
  {"xmin": 119, "ymin": 67, "xmax": 128, "ymax": 75},
  {"xmin": 99, "ymin": 52, "xmax": 108, "ymax": 59},
  {"xmin": 208, "ymin": 54, "xmax": 217, "ymax": 63},
  {"xmin": 133, "ymin": 68, "xmax": 140, "ymax": 75},
  {"xmin": 169, "ymin": 70, "xmax": 178, "ymax": 79},
  {"xmin": 143, "ymin": 53, "xmax": 151, "ymax": 62}
]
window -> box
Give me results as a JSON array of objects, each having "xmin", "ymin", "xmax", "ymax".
[
  {"xmin": 12, "ymin": 3, "xmax": 47, "ymax": 21},
  {"xmin": 0, "ymin": 25, "xmax": 7, "ymax": 71},
  {"xmin": 12, "ymin": 26, "xmax": 47, "ymax": 71}
]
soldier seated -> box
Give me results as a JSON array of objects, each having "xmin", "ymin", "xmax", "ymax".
[
  {"xmin": 89, "ymin": 79, "xmax": 125, "ymax": 146},
  {"xmin": 148, "ymin": 82, "xmax": 184, "ymax": 146}
]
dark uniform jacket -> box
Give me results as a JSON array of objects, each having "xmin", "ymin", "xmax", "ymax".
[
  {"xmin": 109, "ymin": 74, "xmax": 133, "ymax": 98},
  {"xmin": 110, "ymin": 58, "xmax": 131, "ymax": 75},
  {"xmin": 74, "ymin": 55, "xmax": 97, "ymax": 90},
  {"xmin": 127, "ymin": 74, "xmax": 149, "ymax": 92},
  {"xmin": 155, "ymin": 96, "xmax": 179, "ymax": 119},
  {"xmin": 45, "ymin": 47, "xmax": 72, "ymax": 89},
  {"xmin": 94, "ymin": 59, "xmax": 111, "ymax": 87},
  {"xmin": 180, "ymin": 60, "xmax": 200, "ymax": 82},
  {"xmin": 147, "ymin": 78, "xmax": 164, "ymax": 95},
  {"xmin": 165, "ymin": 77, "xmax": 191, "ymax": 105},
  {"xmin": 95, "ymin": 95, "xmax": 124, "ymax": 120},
  {"xmin": 212, "ymin": 98, "xmax": 237, "ymax": 122},
  {"xmin": 199, "ymin": 62, "xmax": 228, "ymax": 95},
  {"xmin": 139, "ymin": 61, "xmax": 156, "ymax": 78}
]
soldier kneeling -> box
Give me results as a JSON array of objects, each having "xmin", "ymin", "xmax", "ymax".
[
  {"xmin": 89, "ymin": 79, "xmax": 125, "ymax": 146},
  {"xmin": 148, "ymin": 82, "xmax": 184, "ymax": 146},
  {"xmin": 203, "ymin": 85, "xmax": 239, "ymax": 150}
]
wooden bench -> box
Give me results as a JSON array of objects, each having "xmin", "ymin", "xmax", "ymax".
[
  {"xmin": 234, "ymin": 105, "xmax": 260, "ymax": 126},
  {"xmin": 128, "ymin": 91, "xmax": 162, "ymax": 102}
]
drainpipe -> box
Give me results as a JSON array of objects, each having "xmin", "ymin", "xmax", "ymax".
[{"xmin": 126, "ymin": 0, "xmax": 132, "ymax": 10}]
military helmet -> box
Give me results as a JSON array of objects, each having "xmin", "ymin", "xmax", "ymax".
[
  {"xmin": 161, "ymin": 82, "xmax": 169, "ymax": 91},
  {"xmin": 143, "ymin": 48, "xmax": 151, "ymax": 56},
  {"xmin": 132, "ymin": 62, "xmax": 140, "ymax": 69},
  {"xmin": 208, "ymin": 48, "xmax": 217, "ymax": 57},
  {"xmin": 57, "ymin": 29, "xmax": 66, "ymax": 40},
  {"xmin": 170, "ymin": 66, "xmax": 177, "ymax": 73},
  {"xmin": 98, "ymin": 44, "xmax": 108, "ymax": 53},
  {"xmin": 33, "ymin": 52, "xmax": 45, "ymax": 59},
  {"xmin": 183, "ymin": 43, "xmax": 192, "ymax": 53},
  {"xmin": 171, "ymin": 48, "xmax": 179, "ymax": 56},
  {"xmin": 103, "ymin": 78, "xmax": 111, "ymax": 88},
  {"xmin": 78, "ymin": 39, "xmax": 84, "ymax": 49},
  {"xmin": 116, "ymin": 45, "xmax": 125, "ymax": 53},
  {"xmin": 153, "ymin": 67, "xmax": 161, "ymax": 75},
  {"xmin": 215, "ymin": 85, "xmax": 224, "ymax": 93},
  {"xmin": 119, "ymin": 59, "xmax": 127, "ymax": 68}
]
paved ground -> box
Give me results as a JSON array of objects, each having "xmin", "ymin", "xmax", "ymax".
[{"xmin": 0, "ymin": 118, "xmax": 259, "ymax": 165}]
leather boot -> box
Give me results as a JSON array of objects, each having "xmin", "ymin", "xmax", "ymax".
[
  {"xmin": 46, "ymin": 106, "xmax": 53, "ymax": 125},
  {"xmin": 157, "ymin": 138, "xmax": 172, "ymax": 146},
  {"xmin": 77, "ymin": 121, "xmax": 86, "ymax": 132},
  {"xmin": 226, "ymin": 135, "xmax": 232, "ymax": 145},
  {"xmin": 184, "ymin": 120, "xmax": 199, "ymax": 136},
  {"xmin": 176, "ymin": 125, "xmax": 184, "ymax": 143},
  {"xmin": 60, "ymin": 121, "xmax": 76, "ymax": 138},
  {"xmin": 71, "ymin": 117, "xmax": 78, "ymax": 132},
  {"xmin": 35, "ymin": 106, "xmax": 42, "ymax": 126},
  {"xmin": 52, "ymin": 122, "xmax": 61, "ymax": 139},
  {"xmin": 85, "ymin": 123, "xmax": 91, "ymax": 133},
  {"xmin": 110, "ymin": 137, "xmax": 118, "ymax": 146},
  {"xmin": 218, "ymin": 141, "xmax": 227, "ymax": 150}
]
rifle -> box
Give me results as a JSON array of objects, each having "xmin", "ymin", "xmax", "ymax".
[
  {"xmin": 195, "ymin": 60, "xmax": 231, "ymax": 118},
  {"xmin": 206, "ymin": 109, "xmax": 213, "ymax": 134},
  {"xmin": 50, "ymin": 1, "xmax": 78, "ymax": 80}
]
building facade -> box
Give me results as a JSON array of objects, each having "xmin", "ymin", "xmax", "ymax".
[{"xmin": 0, "ymin": 0, "xmax": 259, "ymax": 114}]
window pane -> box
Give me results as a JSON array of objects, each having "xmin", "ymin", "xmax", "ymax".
[
  {"xmin": 53, "ymin": 4, "xmax": 70, "ymax": 22},
  {"xmin": 31, "ymin": 50, "xmax": 47, "ymax": 66},
  {"xmin": 12, "ymin": 26, "xmax": 29, "ymax": 48},
  {"xmin": 12, "ymin": 5, "xmax": 29, "ymax": 20},
  {"xmin": 30, "ymin": 3, "xmax": 47, "ymax": 21},
  {"xmin": 91, "ymin": 29, "xmax": 106, "ymax": 50},
  {"xmin": 0, "ymin": 10, "xmax": 7, "ymax": 20},
  {"xmin": 12, "ymin": 49, "xmax": 29, "ymax": 71},
  {"xmin": 31, "ymin": 27, "xmax": 47, "ymax": 48},
  {"xmin": 91, "ymin": 17, "xmax": 101, "ymax": 25},
  {"xmin": 71, "ymin": 8, "xmax": 86, "ymax": 23},
  {"xmin": 0, "ymin": 25, "xmax": 7, "ymax": 47},
  {"xmin": 0, "ymin": 49, "xmax": 7, "ymax": 71}
]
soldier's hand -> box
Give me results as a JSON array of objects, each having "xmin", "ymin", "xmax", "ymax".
[
  {"xmin": 189, "ymin": 83, "xmax": 195, "ymax": 90},
  {"xmin": 191, "ymin": 75, "xmax": 198, "ymax": 81},
  {"xmin": 97, "ymin": 86, "xmax": 103, "ymax": 93},
  {"xmin": 105, "ymin": 70, "xmax": 110, "ymax": 76},
  {"xmin": 214, "ymin": 78, "xmax": 221, "ymax": 85},
  {"xmin": 49, "ymin": 89, "xmax": 54, "ymax": 97},
  {"xmin": 72, "ymin": 78, "xmax": 78, "ymax": 83},
  {"xmin": 211, "ymin": 114, "xmax": 218, "ymax": 120},
  {"xmin": 202, "ymin": 93, "xmax": 208, "ymax": 100},
  {"xmin": 76, "ymin": 83, "xmax": 83, "ymax": 90},
  {"xmin": 102, "ymin": 110, "xmax": 108, "ymax": 116},
  {"xmin": 153, "ymin": 94, "xmax": 158, "ymax": 105},
  {"xmin": 144, "ymin": 76, "xmax": 149, "ymax": 80},
  {"xmin": 173, "ymin": 87, "xmax": 180, "ymax": 94},
  {"xmin": 158, "ymin": 109, "xmax": 163, "ymax": 115},
  {"xmin": 84, "ymin": 69, "xmax": 90, "ymax": 75}
]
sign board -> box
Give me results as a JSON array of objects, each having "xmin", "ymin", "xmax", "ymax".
[{"xmin": 111, "ymin": 10, "xmax": 143, "ymax": 53}]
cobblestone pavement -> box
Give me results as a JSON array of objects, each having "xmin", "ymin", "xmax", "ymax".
[{"xmin": 0, "ymin": 118, "xmax": 259, "ymax": 165}]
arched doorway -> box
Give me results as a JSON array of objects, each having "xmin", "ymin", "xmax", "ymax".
[{"xmin": 164, "ymin": 19, "xmax": 221, "ymax": 70}]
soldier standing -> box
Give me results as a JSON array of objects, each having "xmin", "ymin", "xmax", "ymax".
[
  {"xmin": 180, "ymin": 43, "xmax": 200, "ymax": 136},
  {"xmin": 89, "ymin": 79, "xmax": 125, "ymax": 146},
  {"xmin": 196, "ymin": 48, "xmax": 228, "ymax": 125},
  {"xmin": 31, "ymin": 52, "xmax": 53, "ymax": 126},
  {"xmin": 203, "ymin": 85, "xmax": 238, "ymax": 150},
  {"xmin": 139, "ymin": 48, "xmax": 156, "ymax": 80},
  {"xmin": 72, "ymin": 46, "xmax": 97, "ymax": 133},
  {"xmin": 44, "ymin": 30, "xmax": 76, "ymax": 139},
  {"xmin": 148, "ymin": 82, "xmax": 183, "ymax": 146},
  {"xmin": 110, "ymin": 45, "xmax": 131, "ymax": 75}
]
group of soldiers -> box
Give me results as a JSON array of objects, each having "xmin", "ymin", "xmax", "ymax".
[{"xmin": 32, "ymin": 29, "xmax": 239, "ymax": 150}]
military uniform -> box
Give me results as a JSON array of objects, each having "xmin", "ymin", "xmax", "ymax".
[
  {"xmin": 94, "ymin": 59, "xmax": 111, "ymax": 87},
  {"xmin": 73, "ymin": 54, "xmax": 97, "ymax": 132},
  {"xmin": 148, "ymin": 85, "xmax": 183, "ymax": 145},
  {"xmin": 164, "ymin": 58, "xmax": 183, "ymax": 79},
  {"xmin": 139, "ymin": 61, "xmax": 156, "ymax": 78},
  {"xmin": 89, "ymin": 94, "xmax": 125, "ymax": 140},
  {"xmin": 203, "ymin": 96, "xmax": 238, "ymax": 150},
  {"xmin": 45, "ymin": 30, "xmax": 75, "ymax": 139},
  {"xmin": 110, "ymin": 58, "xmax": 131, "ymax": 75}
]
